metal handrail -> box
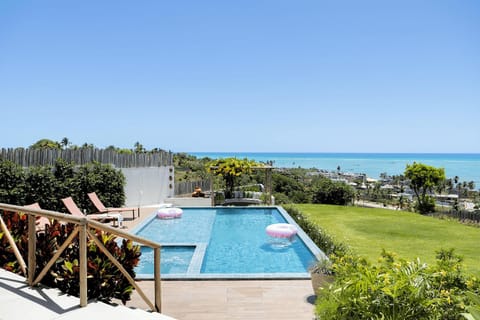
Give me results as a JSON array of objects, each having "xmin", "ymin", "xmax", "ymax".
[{"xmin": 0, "ymin": 203, "xmax": 162, "ymax": 312}]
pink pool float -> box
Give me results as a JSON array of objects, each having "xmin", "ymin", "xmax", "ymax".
[
  {"xmin": 265, "ymin": 223, "xmax": 297, "ymax": 239},
  {"xmin": 156, "ymin": 207, "xmax": 183, "ymax": 219}
]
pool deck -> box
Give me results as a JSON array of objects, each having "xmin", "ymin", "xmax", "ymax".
[
  {"xmin": 127, "ymin": 279, "xmax": 316, "ymax": 320},
  {"xmin": 121, "ymin": 202, "xmax": 317, "ymax": 320}
]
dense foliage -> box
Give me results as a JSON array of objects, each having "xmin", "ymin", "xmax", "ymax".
[
  {"xmin": 462, "ymin": 292, "xmax": 480, "ymax": 319},
  {"xmin": 0, "ymin": 160, "xmax": 26, "ymax": 205},
  {"xmin": 316, "ymin": 249, "xmax": 479, "ymax": 320},
  {"xmin": 0, "ymin": 159, "xmax": 125, "ymax": 213},
  {"xmin": 174, "ymin": 152, "xmax": 211, "ymax": 181},
  {"xmin": 0, "ymin": 210, "xmax": 140, "ymax": 303},
  {"xmin": 30, "ymin": 138, "xmax": 62, "ymax": 149},
  {"xmin": 272, "ymin": 170, "xmax": 310, "ymax": 204},
  {"xmin": 310, "ymin": 176, "xmax": 355, "ymax": 205},
  {"xmin": 74, "ymin": 162, "xmax": 126, "ymax": 212}
]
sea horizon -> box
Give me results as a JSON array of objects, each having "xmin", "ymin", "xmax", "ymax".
[{"xmin": 189, "ymin": 152, "xmax": 480, "ymax": 187}]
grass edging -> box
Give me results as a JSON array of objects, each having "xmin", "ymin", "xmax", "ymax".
[{"xmin": 283, "ymin": 204, "xmax": 349, "ymax": 258}]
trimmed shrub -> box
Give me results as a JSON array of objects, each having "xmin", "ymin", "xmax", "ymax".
[
  {"xmin": 74, "ymin": 162, "xmax": 126, "ymax": 213},
  {"xmin": 0, "ymin": 159, "xmax": 126, "ymax": 213},
  {"xmin": 24, "ymin": 165, "xmax": 58, "ymax": 210},
  {"xmin": 0, "ymin": 160, "xmax": 26, "ymax": 205}
]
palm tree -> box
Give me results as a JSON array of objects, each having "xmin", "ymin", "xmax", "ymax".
[
  {"xmin": 468, "ymin": 181, "xmax": 475, "ymax": 190},
  {"xmin": 445, "ymin": 178, "xmax": 453, "ymax": 193},
  {"xmin": 133, "ymin": 142, "xmax": 145, "ymax": 153},
  {"xmin": 453, "ymin": 176, "xmax": 460, "ymax": 195},
  {"xmin": 60, "ymin": 137, "xmax": 70, "ymax": 149}
]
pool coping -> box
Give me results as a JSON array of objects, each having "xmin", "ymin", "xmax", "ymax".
[{"xmin": 132, "ymin": 206, "xmax": 326, "ymax": 280}]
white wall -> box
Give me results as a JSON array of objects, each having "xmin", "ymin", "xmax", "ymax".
[{"xmin": 121, "ymin": 166, "xmax": 174, "ymax": 206}]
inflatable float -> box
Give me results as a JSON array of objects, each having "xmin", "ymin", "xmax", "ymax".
[
  {"xmin": 156, "ymin": 207, "xmax": 183, "ymax": 219},
  {"xmin": 265, "ymin": 223, "xmax": 297, "ymax": 238}
]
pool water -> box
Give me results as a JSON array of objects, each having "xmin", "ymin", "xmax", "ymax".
[
  {"xmin": 133, "ymin": 207, "xmax": 322, "ymax": 279},
  {"xmin": 137, "ymin": 246, "xmax": 195, "ymax": 274}
]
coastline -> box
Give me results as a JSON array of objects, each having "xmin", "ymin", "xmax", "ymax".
[{"xmin": 189, "ymin": 152, "xmax": 480, "ymax": 185}]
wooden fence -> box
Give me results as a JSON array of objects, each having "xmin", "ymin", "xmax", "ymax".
[
  {"xmin": 0, "ymin": 148, "xmax": 173, "ymax": 168},
  {"xmin": 175, "ymin": 180, "xmax": 210, "ymax": 196}
]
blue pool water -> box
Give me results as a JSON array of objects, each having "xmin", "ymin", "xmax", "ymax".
[
  {"xmin": 137, "ymin": 246, "xmax": 195, "ymax": 274},
  {"xmin": 133, "ymin": 207, "xmax": 322, "ymax": 279}
]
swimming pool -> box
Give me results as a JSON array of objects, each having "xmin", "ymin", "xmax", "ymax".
[{"xmin": 133, "ymin": 206, "xmax": 324, "ymax": 279}]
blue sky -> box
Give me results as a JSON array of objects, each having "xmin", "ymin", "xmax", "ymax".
[{"xmin": 1, "ymin": 1, "xmax": 479, "ymax": 153}]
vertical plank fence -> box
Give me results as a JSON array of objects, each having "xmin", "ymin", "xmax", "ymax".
[
  {"xmin": 0, "ymin": 148, "xmax": 173, "ymax": 168},
  {"xmin": 175, "ymin": 180, "xmax": 211, "ymax": 196}
]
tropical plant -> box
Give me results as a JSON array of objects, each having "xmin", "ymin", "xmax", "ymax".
[
  {"xmin": 315, "ymin": 249, "xmax": 479, "ymax": 320},
  {"xmin": 206, "ymin": 158, "xmax": 261, "ymax": 198},
  {"xmin": 461, "ymin": 292, "xmax": 480, "ymax": 320},
  {"xmin": 405, "ymin": 162, "xmax": 446, "ymax": 214},
  {"xmin": 0, "ymin": 210, "xmax": 141, "ymax": 303},
  {"xmin": 60, "ymin": 137, "xmax": 70, "ymax": 149},
  {"xmin": 133, "ymin": 141, "xmax": 145, "ymax": 153}
]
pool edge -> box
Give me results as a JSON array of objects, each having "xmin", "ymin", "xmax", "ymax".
[{"xmin": 133, "ymin": 206, "xmax": 327, "ymax": 280}]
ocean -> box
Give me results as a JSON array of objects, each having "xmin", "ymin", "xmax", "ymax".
[{"xmin": 190, "ymin": 152, "xmax": 480, "ymax": 186}]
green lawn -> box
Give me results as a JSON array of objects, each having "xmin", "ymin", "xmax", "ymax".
[{"xmin": 295, "ymin": 204, "xmax": 480, "ymax": 277}]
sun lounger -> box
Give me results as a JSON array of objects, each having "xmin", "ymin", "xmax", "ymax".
[
  {"xmin": 61, "ymin": 197, "xmax": 124, "ymax": 227},
  {"xmin": 87, "ymin": 192, "xmax": 137, "ymax": 220},
  {"xmin": 24, "ymin": 202, "xmax": 51, "ymax": 232}
]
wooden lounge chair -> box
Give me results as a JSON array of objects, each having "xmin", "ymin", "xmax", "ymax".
[
  {"xmin": 61, "ymin": 196, "xmax": 123, "ymax": 227},
  {"xmin": 24, "ymin": 202, "xmax": 51, "ymax": 233},
  {"xmin": 87, "ymin": 192, "xmax": 137, "ymax": 220}
]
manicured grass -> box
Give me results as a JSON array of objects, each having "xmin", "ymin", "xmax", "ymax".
[{"xmin": 295, "ymin": 204, "xmax": 480, "ymax": 277}]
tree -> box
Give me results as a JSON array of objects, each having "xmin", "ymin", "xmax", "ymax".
[
  {"xmin": 468, "ymin": 181, "xmax": 476, "ymax": 190},
  {"xmin": 133, "ymin": 142, "xmax": 145, "ymax": 153},
  {"xmin": 60, "ymin": 137, "xmax": 70, "ymax": 149},
  {"xmin": 30, "ymin": 138, "xmax": 61, "ymax": 149},
  {"xmin": 311, "ymin": 176, "xmax": 355, "ymax": 205},
  {"xmin": 272, "ymin": 172, "xmax": 308, "ymax": 203},
  {"xmin": 207, "ymin": 158, "xmax": 260, "ymax": 198},
  {"xmin": 80, "ymin": 143, "xmax": 94, "ymax": 149},
  {"xmin": 404, "ymin": 162, "xmax": 446, "ymax": 214}
]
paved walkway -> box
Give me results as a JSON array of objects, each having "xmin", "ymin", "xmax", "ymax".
[
  {"xmin": 0, "ymin": 268, "xmax": 174, "ymax": 320},
  {"xmin": 127, "ymin": 279, "xmax": 316, "ymax": 320}
]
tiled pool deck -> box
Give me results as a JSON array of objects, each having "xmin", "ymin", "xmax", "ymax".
[{"xmin": 122, "ymin": 203, "xmax": 317, "ymax": 320}]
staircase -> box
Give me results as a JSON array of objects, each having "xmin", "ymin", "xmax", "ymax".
[{"xmin": 0, "ymin": 268, "xmax": 175, "ymax": 320}]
